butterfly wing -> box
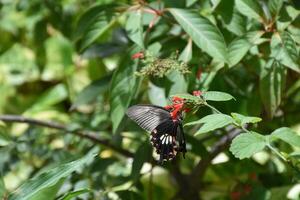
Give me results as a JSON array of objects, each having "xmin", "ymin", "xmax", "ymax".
[
  {"xmin": 126, "ymin": 105, "xmax": 173, "ymax": 132},
  {"xmin": 126, "ymin": 104, "xmax": 186, "ymax": 161}
]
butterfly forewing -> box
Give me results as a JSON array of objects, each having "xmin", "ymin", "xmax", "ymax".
[{"xmin": 126, "ymin": 105, "xmax": 173, "ymax": 132}]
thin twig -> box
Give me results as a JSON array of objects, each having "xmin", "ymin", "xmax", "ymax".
[{"xmin": 0, "ymin": 114, "xmax": 134, "ymax": 157}]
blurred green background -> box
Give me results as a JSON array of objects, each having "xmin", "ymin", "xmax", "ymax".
[{"xmin": 1, "ymin": 0, "xmax": 300, "ymax": 199}]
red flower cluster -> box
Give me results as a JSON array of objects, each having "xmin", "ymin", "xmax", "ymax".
[
  {"xmin": 164, "ymin": 91, "xmax": 201, "ymax": 120},
  {"xmin": 131, "ymin": 52, "xmax": 144, "ymax": 60}
]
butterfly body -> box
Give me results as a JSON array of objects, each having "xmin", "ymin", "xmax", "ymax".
[{"xmin": 126, "ymin": 105, "xmax": 186, "ymax": 162}]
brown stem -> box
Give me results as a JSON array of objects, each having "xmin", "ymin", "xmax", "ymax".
[{"xmin": 0, "ymin": 114, "xmax": 134, "ymax": 157}]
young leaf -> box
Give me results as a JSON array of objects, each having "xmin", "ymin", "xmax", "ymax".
[
  {"xmin": 169, "ymin": 8, "xmax": 228, "ymax": 63},
  {"xmin": 235, "ymin": 0, "xmax": 265, "ymax": 22},
  {"xmin": 231, "ymin": 113, "xmax": 262, "ymax": 126},
  {"xmin": 125, "ymin": 10, "xmax": 144, "ymax": 49},
  {"xmin": 186, "ymin": 114, "xmax": 234, "ymax": 135},
  {"xmin": 260, "ymin": 60, "xmax": 286, "ymax": 118},
  {"xmin": 271, "ymin": 127, "xmax": 300, "ymax": 148},
  {"xmin": 202, "ymin": 91, "xmax": 235, "ymax": 101},
  {"xmin": 71, "ymin": 75, "xmax": 111, "ymax": 110},
  {"xmin": 230, "ymin": 132, "xmax": 267, "ymax": 159},
  {"xmin": 9, "ymin": 148, "xmax": 97, "ymax": 200},
  {"xmin": 270, "ymin": 32, "xmax": 300, "ymax": 73},
  {"xmin": 110, "ymin": 52, "xmax": 139, "ymax": 132}
]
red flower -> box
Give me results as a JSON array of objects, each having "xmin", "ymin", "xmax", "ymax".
[
  {"xmin": 230, "ymin": 191, "xmax": 242, "ymax": 200},
  {"xmin": 193, "ymin": 90, "xmax": 202, "ymax": 97},
  {"xmin": 131, "ymin": 52, "xmax": 144, "ymax": 59},
  {"xmin": 196, "ymin": 67, "xmax": 202, "ymax": 80},
  {"xmin": 172, "ymin": 96, "xmax": 183, "ymax": 103}
]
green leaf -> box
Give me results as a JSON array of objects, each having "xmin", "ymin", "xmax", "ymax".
[
  {"xmin": 276, "ymin": 5, "xmax": 300, "ymax": 31},
  {"xmin": 202, "ymin": 91, "xmax": 235, "ymax": 101},
  {"xmin": 230, "ymin": 132, "xmax": 267, "ymax": 159},
  {"xmin": 171, "ymin": 93, "xmax": 200, "ymax": 102},
  {"xmin": 9, "ymin": 148, "xmax": 98, "ymax": 200},
  {"xmin": 271, "ymin": 127, "xmax": 300, "ymax": 148},
  {"xmin": 71, "ymin": 75, "xmax": 111, "ymax": 110},
  {"xmin": 131, "ymin": 141, "xmax": 152, "ymax": 181},
  {"xmin": 110, "ymin": 51, "xmax": 139, "ymax": 132},
  {"xmin": 186, "ymin": 114, "xmax": 234, "ymax": 135},
  {"xmin": 179, "ymin": 39, "xmax": 192, "ymax": 63},
  {"xmin": 59, "ymin": 189, "xmax": 91, "ymax": 200},
  {"xmin": 169, "ymin": 8, "xmax": 228, "ymax": 63},
  {"xmin": 148, "ymin": 82, "xmax": 168, "ymax": 106},
  {"xmin": 235, "ymin": 0, "xmax": 265, "ymax": 22},
  {"xmin": 231, "ymin": 113, "xmax": 262, "ymax": 126},
  {"xmin": 125, "ymin": 10, "xmax": 144, "ymax": 48},
  {"xmin": 228, "ymin": 31, "xmax": 264, "ymax": 67},
  {"xmin": 268, "ymin": 0, "xmax": 283, "ymax": 18},
  {"xmin": 0, "ymin": 176, "xmax": 6, "ymax": 200},
  {"xmin": 30, "ymin": 178, "xmax": 65, "ymax": 200},
  {"xmin": 74, "ymin": 4, "xmax": 117, "ymax": 51},
  {"xmin": 225, "ymin": 9, "xmax": 246, "ymax": 36},
  {"xmin": 260, "ymin": 60, "xmax": 286, "ymax": 118},
  {"xmin": 270, "ymin": 31, "xmax": 300, "ymax": 73},
  {"xmin": 26, "ymin": 84, "xmax": 68, "ymax": 114}
]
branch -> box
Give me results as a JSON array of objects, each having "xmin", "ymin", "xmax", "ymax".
[
  {"xmin": 0, "ymin": 114, "xmax": 134, "ymax": 158},
  {"xmin": 189, "ymin": 127, "xmax": 242, "ymax": 189}
]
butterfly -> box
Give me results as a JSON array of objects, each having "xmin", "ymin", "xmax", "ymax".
[{"xmin": 126, "ymin": 105, "xmax": 186, "ymax": 162}]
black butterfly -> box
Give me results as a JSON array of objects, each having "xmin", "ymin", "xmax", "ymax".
[{"xmin": 126, "ymin": 105, "xmax": 186, "ymax": 162}]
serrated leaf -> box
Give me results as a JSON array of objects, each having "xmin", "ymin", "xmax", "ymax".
[
  {"xmin": 271, "ymin": 127, "xmax": 300, "ymax": 148},
  {"xmin": 231, "ymin": 113, "xmax": 262, "ymax": 126},
  {"xmin": 59, "ymin": 189, "xmax": 91, "ymax": 200},
  {"xmin": 186, "ymin": 114, "xmax": 234, "ymax": 135},
  {"xmin": 270, "ymin": 31, "xmax": 300, "ymax": 73},
  {"xmin": 9, "ymin": 148, "xmax": 97, "ymax": 200},
  {"xmin": 235, "ymin": 0, "xmax": 265, "ymax": 22},
  {"xmin": 202, "ymin": 91, "xmax": 235, "ymax": 101},
  {"xmin": 110, "ymin": 51, "xmax": 139, "ymax": 132},
  {"xmin": 260, "ymin": 60, "xmax": 286, "ymax": 118},
  {"xmin": 230, "ymin": 132, "xmax": 267, "ymax": 159},
  {"xmin": 125, "ymin": 10, "xmax": 144, "ymax": 48},
  {"xmin": 71, "ymin": 75, "xmax": 111, "ymax": 110},
  {"xmin": 169, "ymin": 8, "xmax": 228, "ymax": 63}
]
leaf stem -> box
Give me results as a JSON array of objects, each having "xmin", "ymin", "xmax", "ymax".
[
  {"xmin": 204, "ymin": 103, "xmax": 222, "ymax": 114},
  {"xmin": 267, "ymin": 144, "xmax": 287, "ymax": 162}
]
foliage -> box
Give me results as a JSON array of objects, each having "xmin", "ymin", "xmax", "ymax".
[{"xmin": 1, "ymin": 0, "xmax": 300, "ymax": 200}]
